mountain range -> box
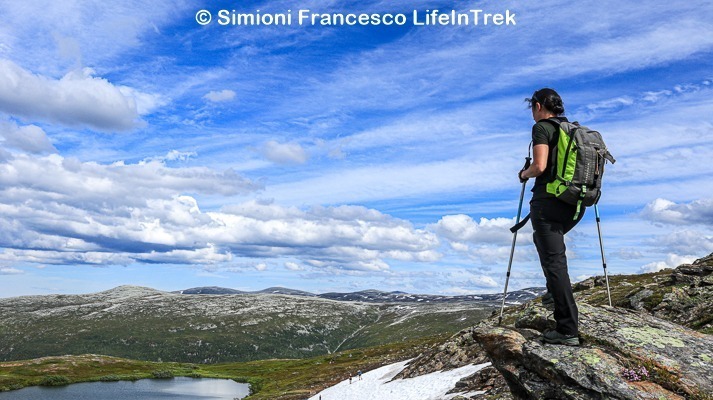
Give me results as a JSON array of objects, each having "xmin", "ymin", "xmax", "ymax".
[
  {"xmin": 0, "ymin": 285, "xmax": 543, "ymax": 364},
  {"xmin": 177, "ymin": 286, "xmax": 544, "ymax": 304}
]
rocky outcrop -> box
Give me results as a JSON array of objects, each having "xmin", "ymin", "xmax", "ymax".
[
  {"xmin": 398, "ymin": 253, "xmax": 713, "ymax": 400},
  {"xmin": 574, "ymin": 253, "xmax": 713, "ymax": 333},
  {"xmin": 394, "ymin": 326, "xmax": 489, "ymax": 379},
  {"xmin": 648, "ymin": 256, "xmax": 713, "ymax": 331},
  {"xmin": 474, "ymin": 302, "xmax": 713, "ymax": 399}
]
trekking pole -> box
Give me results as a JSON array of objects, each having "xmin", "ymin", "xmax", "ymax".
[
  {"xmin": 498, "ymin": 152, "xmax": 531, "ymax": 326},
  {"xmin": 594, "ymin": 204, "xmax": 612, "ymax": 306}
]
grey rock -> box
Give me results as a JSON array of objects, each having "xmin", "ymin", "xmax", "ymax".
[
  {"xmin": 573, "ymin": 278, "xmax": 595, "ymax": 292},
  {"xmin": 672, "ymin": 272, "xmax": 701, "ymax": 286},
  {"xmin": 475, "ymin": 302, "xmax": 713, "ymax": 399},
  {"xmin": 627, "ymin": 288, "xmax": 654, "ymax": 310}
]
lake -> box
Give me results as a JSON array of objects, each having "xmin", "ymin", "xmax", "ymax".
[{"xmin": 0, "ymin": 377, "xmax": 250, "ymax": 399}]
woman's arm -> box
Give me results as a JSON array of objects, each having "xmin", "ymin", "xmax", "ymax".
[{"xmin": 519, "ymin": 144, "xmax": 549, "ymax": 180}]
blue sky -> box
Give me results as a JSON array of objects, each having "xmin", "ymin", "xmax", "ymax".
[{"xmin": 0, "ymin": 0, "xmax": 712, "ymax": 297}]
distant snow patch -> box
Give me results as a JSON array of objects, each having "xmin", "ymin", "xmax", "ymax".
[{"xmin": 308, "ymin": 359, "xmax": 489, "ymax": 400}]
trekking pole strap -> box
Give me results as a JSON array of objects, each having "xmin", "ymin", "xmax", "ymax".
[{"xmin": 510, "ymin": 213, "xmax": 530, "ymax": 233}]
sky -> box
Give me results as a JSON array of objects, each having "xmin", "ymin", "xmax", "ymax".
[{"xmin": 0, "ymin": 0, "xmax": 712, "ymax": 297}]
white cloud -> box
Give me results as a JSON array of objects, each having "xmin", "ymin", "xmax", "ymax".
[
  {"xmin": 428, "ymin": 214, "xmax": 538, "ymax": 266},
  {"xmin": 0, "ymin": 267, "xmax": 24, "ymax": 275},
  {"xmin": 642, "ymin": 198, "xmax": 713, "ymax": 226},
  {"xmin": 0, "ymin": 153, "xmax": 259, "ymax": 202},
  {"xmin": 285, "ymin": 262, "xmax": 304, "ymax": 271},
  {"xmin": 0, "ymin": 119, "xmax": 57, "ymax": 154},
  {"xmin": 502, "ymin": 18, "xmax": 713, "ymax": 85},
  {"xmin": 0, "ymin": 150, "xmax": 440, "ymax": 270},
  {"xmin": 584, "ymin": 96, "xmax": 634, "ymax": 112},
  {"xmin": 432, "ymin": 215, "xmax": 517, "ymax": 245},
  {"xmin": 203, "ymin": 89, "xmax": 236, "ymax": 103},
  {"xmin": 254, "ymin": 263, "xmax": 268, "ymax": 271},
  {"xmin": 466, "ymin": 274, "xmax": 499, "ymax": 289},
  {"xmin": 262, "ymin": 140, "xmax": 308, "ymax": 164},
  {"xmin": 647, "ymin": 230, "xmax": 713, "ymax": 256},
  {"xmin": 0, "ymin": 0, "xmax": 194, "ymax": 74},
  {"xmin": 143, "ymin": 150, "xmax": 197, "ymax": 164},
  {"xmin": 0, "ymin": 59, "xmax": 157, "ymax": 131},
  {"xmin": 639, "ymin": 253, "xmax": 698, "ymax": 273}
]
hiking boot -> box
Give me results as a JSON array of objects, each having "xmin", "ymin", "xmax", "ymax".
[
  {"xmin": 542, "ymin": 330, "xmax": 580, "ymax": 346},
  {"xmin": 541, "ymin": 292, "xmax": 554, "ymax": 308}
]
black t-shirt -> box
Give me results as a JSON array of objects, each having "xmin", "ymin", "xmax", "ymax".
[{"xmin": 531, "ymin": 116, "xmax": 568, "ymax": 200}]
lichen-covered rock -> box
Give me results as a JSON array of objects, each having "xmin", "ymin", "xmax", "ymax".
[{"xmin": 474, "ymin": 302, "xmax": 713, "ymax": 399}]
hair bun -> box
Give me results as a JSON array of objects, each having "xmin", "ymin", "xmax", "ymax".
[{"xmin": 533, "ymin": 88, "xmax": 565, "ymax": 115}]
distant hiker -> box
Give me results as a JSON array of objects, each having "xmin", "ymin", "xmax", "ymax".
[
  {"xmin": 349, "ymin": 374, "xmax": 352, "ymax": 384},
  {"xmin": 357, "ymin": 369, "xmax": 362, "ymax": 380},
  {"xmin": 518, "ymin": 88, "xmax": 582, "ymax": 346}
]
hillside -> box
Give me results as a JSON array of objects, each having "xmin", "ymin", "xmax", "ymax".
[{"xmin": 0, "ymin": 286, "xmax": 541, "ymax": 363}]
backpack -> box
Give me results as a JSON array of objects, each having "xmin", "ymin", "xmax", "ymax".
[{"xmin": 545, "ymin": 118, "xmax": 616, "ymax": 219}]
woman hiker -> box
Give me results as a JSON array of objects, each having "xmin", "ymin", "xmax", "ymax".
[{"xmin": 517, "ymin": 88, "xmax": 582, "ymax": 346}]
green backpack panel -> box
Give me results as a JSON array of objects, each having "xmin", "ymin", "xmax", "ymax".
[{"xmin": 546, "ymin": 119, "xmax": 616, "ymax": 218}]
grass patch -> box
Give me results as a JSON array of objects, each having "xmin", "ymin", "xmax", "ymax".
[
  {"xmin": 39, "ymin": 375, "xmax": 70, "ymax": 386},
  {"xmin": 151, "ymin": 370, "xmax": 174, "ymax": 379}
]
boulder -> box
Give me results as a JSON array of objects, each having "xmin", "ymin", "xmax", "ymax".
[{"xmin": 473, "ymin": 302, "xmax": 713, "ymax": 399}]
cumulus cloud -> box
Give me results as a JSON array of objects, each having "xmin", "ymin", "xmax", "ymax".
[
  {"xmin": 0, "ymin": 59, "xmax": 159, "ymax": 131},
  {"xmin": 0, "ymin": 152, "xmax": 440, "ymax": 270},
  {"xmin": 646, "ymin": 230, "xmax": 713, "ymax": 256},
  {"xmin": 0, "ymin": 119, "xmax": 57, "ymax": 154},
  {"xmin": 262, "ymin": 140, "xmax": 308, "ymax": 165},
  {"xmin": 432, "ymin": 215, "xmax": 517, "ymax": 245},
  {"xmin": 285, "ymin": 262, "xmax": 304, "ymax": 271},
  {"xmin": 203, "ymin": 89, "xmax": 236, "ymax": 102},
  {"xmin": 643, "ymin": 198, "xmax": 713, "ymax": 225},
  {"xmin": 429, "ymin": 214, "xmax": 534, "ymax": 265},
  {"xmin": 639, "ymin": 253, "xmax": 698, "ymax": 273}
]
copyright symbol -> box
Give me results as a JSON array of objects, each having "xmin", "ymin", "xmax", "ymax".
[{"xmin": 196, "ymin": 10, "xmax": 211, "ymax": 25}]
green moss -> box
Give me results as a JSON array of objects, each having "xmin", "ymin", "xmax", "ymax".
[{"xmin": 699, "ymin": 354, "xmax": 711, "ymax": 363}]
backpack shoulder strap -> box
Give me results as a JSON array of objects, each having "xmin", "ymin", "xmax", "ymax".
[{"xmin": 540, "ymin": 118, "xmax": 561, "ymax": 134}]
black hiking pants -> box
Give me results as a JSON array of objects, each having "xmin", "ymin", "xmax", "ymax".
[{"xmin": 530, "ymin": 197, "xmax": 584, "ymax": 336}]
